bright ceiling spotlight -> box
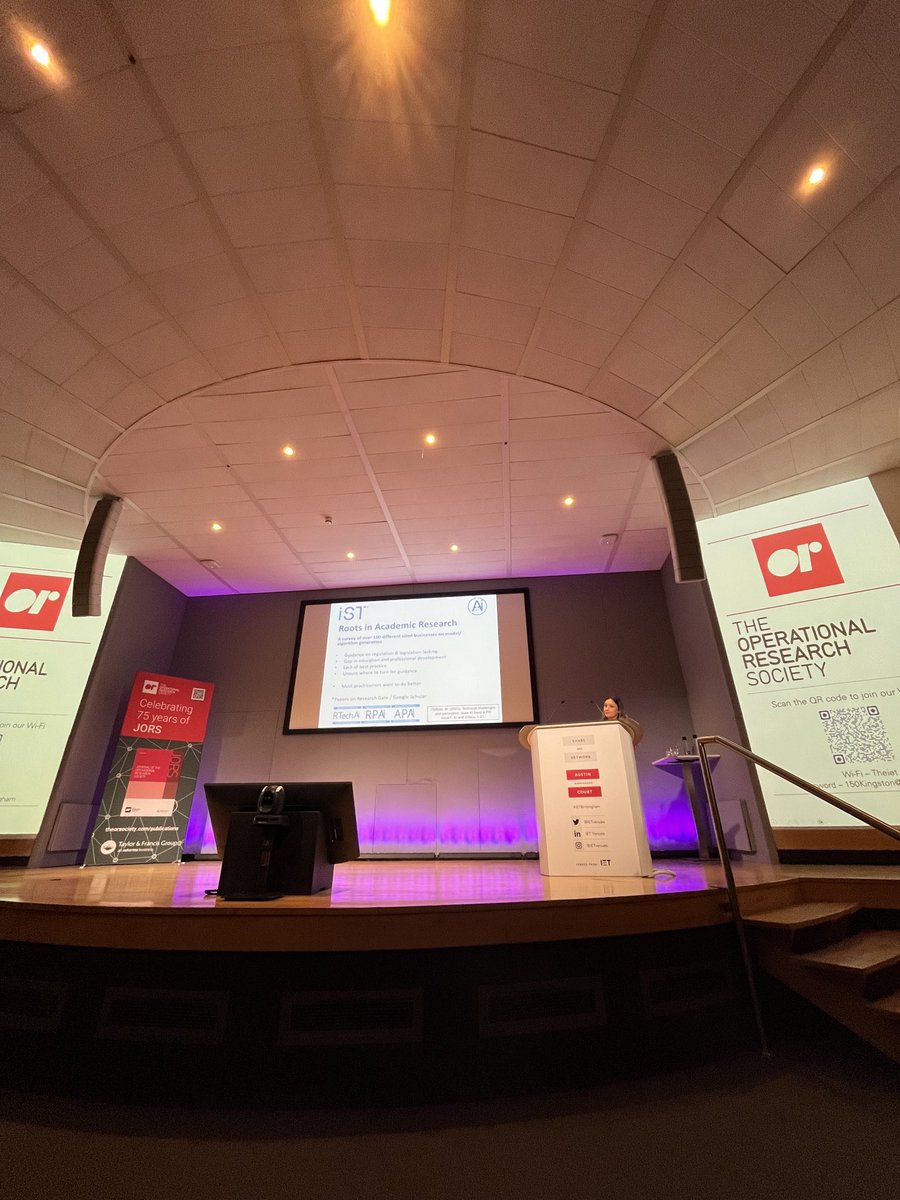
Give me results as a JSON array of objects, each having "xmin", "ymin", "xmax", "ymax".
[
  {"xmin": 282, "ymin": 445, "xmax": 295, "ymax": 457},
  {"xmin": 370, "ymin": 0, "xmax": 390, "ymax": 26},
  {"xmin": 210, "ymin": 521, "xmax": 223, "ymax": 532},
  {"xmin": 424, "ymin": 433, "xmax": 437, "ymax": 446},
  {"xmin": 346, "ymin": 551, "xmax": 355, "ymax": 559},
  {"xmin": 807, "ymin": 165, "xmax": 826, "ymax": 186},
  {"xmin": 30, "ymin": 42, "xmax": 51, "ymax": 67},
  {"xmin": 450, "ymin": 544, "xmax": 459, "ymax": 552},
  {"xmin": 563, "ymin": 496, "xmax": 575, "ymax": 507}
]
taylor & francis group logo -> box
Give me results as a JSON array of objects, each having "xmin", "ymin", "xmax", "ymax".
[
  {"xmin": 751, "ymin": 522, "xmax": 844, "ymax": 598},
  {"xmin": 0, "ymin": 572, "xmax": 72, "ymax": 631}
]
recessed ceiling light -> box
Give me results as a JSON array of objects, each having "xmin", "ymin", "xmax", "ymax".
[
  {"xmin": 424, "ymin": 433, "xmax": 437, "ymax": 446},
  {"xmin": 807, "ymin": 165, "xmax": 827, "ymax": 186},
  {"xmin": 210, "ymin": 521, "xmax": 223, "ymax": 532},
  {"xmin": 450, "ymin": 544, "xmax": 459, "ymax": 552},
  {"xmin": 346, "ymin": 551, "xmax": 355, "ymax": 559},
  {"xmin": 370, "ymin": 0, "xmax": 390, "ymax": 26},
  {"xmin": 563, "ymin": 496, "xmax": 575, "ymax": 507},
  {"xmin": 30, "ymin": 42, "xmax": 51, "ymax": 67},
  {"xmin": 282, "ymin": 444, "xmax": 295, "ymax": 457}
]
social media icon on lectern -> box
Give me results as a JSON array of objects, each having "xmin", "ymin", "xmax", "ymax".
[{"xmin": 751, "ymin": 523, "xmax": 843, "ymax": 597}]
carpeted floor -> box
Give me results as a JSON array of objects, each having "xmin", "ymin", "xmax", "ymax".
[{"xmin": 3, "ymin": 990, "xmax": 898, "ymax": 1200}]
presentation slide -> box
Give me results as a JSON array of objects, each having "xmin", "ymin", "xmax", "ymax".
[
  {"xmin": 0, "ymin": 543, "xmax": 125, "ymax": 837},
  {"xmin": 699, "ymin": 479, "xmax": 900, "ymax": 829},
  {"xmin": 286, "ymin": 590, "xmax": 536, "ymax": 731}
]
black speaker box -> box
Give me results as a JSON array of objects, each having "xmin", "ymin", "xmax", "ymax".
[
  {"xmin": 652, "ymin": 451, "xmax": 705, "ymax": 583},
  {"xmin": 72, "ymin": 494, "xmax": 123, "ymax": 616}
]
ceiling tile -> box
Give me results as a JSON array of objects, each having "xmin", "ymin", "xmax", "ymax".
[
  {"xmin": 839, "ymin": 314, "xmax": 897, "ymax": 399},
  {"xmin": 680, "ymin": 418, "xmax": 755, "ymax": 476},
  {"xmin": 183, "ymin": 122, "xmax": 319, "ymax": 194},
  {"xmin": 587, "ymin": 166, "xmax": 705, "ymax": 258},
  {"xmin": 462, "ymin": 195, "xmax": 571, "ymax": 266},
  {"xmin": 608, "ymin": 101, "xmax": 741, "ymax": 211},
  {"xmin": 177, "ymin": 299, "xmax": 269, "ymax": 350},
  {"xmin": 454, "ymin": 294, "xmax": 538, "ymax": 344},
  {"xmin": 536, "ymin": 312, "xmax": 618, "ymax": 368},
  {"xmin": 585, "ymin": 371, "xmax": 655, "ymax": 418},
  {"xmin": 832, "ymin": 199, "xmax": 900, "ymax": 307},
  {"xmin": 27, "ymin": 238, "xmax": 129, "ymax": 312},
  {"xmin": 357, "ymin": 288, "xmax": 444, "ymax": 330},
  {"xmin": 682, "ymin": 220, "xmax": 784, "ymax": 308},
  {"xmin": 766, "ymin": 373, "xmax": 821, "ymax": 433},
  {"xmin": 308, "ymin": 41, "xmax": 461, "ymax": 125},
  {"xmin": 260, "ymin": 289, "xmax": 351, "ymax": 332},
  {"xmin": 336, "ymin": 185, "xmax": 452, "ymax": 244},
  {"xmin": 755, "ymin": 105, "xmax": 873, "ymax": 232},
  {"xmin": 0, "ymin": 128, "xmax": 49, "ymax": 212},
  {"xmin": 108, "ymin": 203, "xmax": 225, "ymax": 275},
  {"xmin": 365, "ymin": 327, "xmax": 442, "ymax": 359},
  {"xmin": 241, "ymin": 241, "xmax": 343, "ymax": 292},
  {"xmin": 801, "ymin": 341, "xmax": 857, "ymax": 415},
  {"xmin": 472, "ymin": 57, "xmax": 615, "ymax": 158},
  {"xmin": 456, "ymin": 247, "xmax": 554, "ymax": 307},
  {"xmin": 666, "ymin": 0, "xmax": 834, "ymax": 93},
  {"xmin": 325, "ymin": 121, "xmax": 455, "ymax": 189},
  {"xmin": 347, "ymin": 240, "xmax": 447, "ymax": 289},
  {"xmin": 144, "ymin": 254, "xmax": 246, "ymax": 315},
  {"xmin": 467, "ymin": 133, "xmax": 592, "ymax": 217},
  {"xmin": 789, "ymin": 239, "xmax": 877, "ymax": 335},
  {"xmin": 800, "ymin": 37, "xmax": 900, "ymax": 181},
  {"xmin": 721, "ymin": 167, "xmax": 825, "ymax": 272},
  {"xmin": 547, "ymin": 271, "xmax": 643, "ymax": 335},
  {"xmin": 571, "ymin": 223, "xmax": 671, "ymax": 299},
  {"xmin": 603, "ymin": 340, "xmax": 682, "ymax": 395},
  {"xmin": 0, "ymin": 186, "xmax": 90, "ymax": 273},
  {"xmin": 0, "ymin": 286, "xmax": 59, "ymax": 357},
  {"xmin": 280, "ymin": 328, "xmax": 360, "ymax": 363},
  {"xmin": 65, "ymin": 141, "xmax": 196, "ymax": 228},
  {"xmin": 654, "ymin": 264, "xmax": 747, "ymax": 340},
  {"xmin": 145, "ymin": 44, "xmax": 302, "ymax": 132},
  {"xmin": 478, "ymin": 0, "xmax": 646, "ymax": 92},
  {"xmin": 449, "ymin": 334, "xmax": 525, "ymax": 373},
  {"xmin": 213, "ymin": 186, "xmax": 331, "ymax": 247},
  {"xmin": 520, "ymin": 349, "xmax": 596, "ymax": 393},
  {"xmin": 14, "ymin": 69, "xmax": 161, "ymax": 174},
  {"xmin": 628, "ymin": 303, "xmax": 714, "ymax": 370},
  {"xmin": 753, "ymin": 279, "xmax": 834, "ymax": 362},
  {"xmin": 636, "ymin": 20, "xmax": 781, "ymax": 155},
  {"xmin": 111, "ymin": 321, "xmax": 196, "ymax": 376},
  {"xmin": 73, "ymin": 282, "xmax": 162, "ymax": 345},
  {"xmin": 203, "ymin": 337, "xmax": 287, "ymax": 378}
]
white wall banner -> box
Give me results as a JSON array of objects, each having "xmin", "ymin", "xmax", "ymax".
[
  {"xmin": 0, "ymin": 543, "xmax": 126, "ymax": 837},
  {"xmin": 698, "ymin": 479, "xmax": 900, "ymax": 828}
]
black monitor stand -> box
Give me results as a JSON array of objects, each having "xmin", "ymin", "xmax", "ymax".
[{"xmin": 217, "ymin": 809, "xmax": 334, "ymax": 899}]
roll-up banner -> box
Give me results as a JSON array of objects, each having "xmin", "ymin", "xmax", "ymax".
[
  {"xmin": 698, "ymin": 478, "xmax": 900, "ymax": 829},
  {"xmin": 85, "ymin": 671, "xmax": 214, "ymax": 865}
]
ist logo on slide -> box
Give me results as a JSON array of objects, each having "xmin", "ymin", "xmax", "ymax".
[
  {"xmin": 752, "ymin": 523, "xmax": 844, "ymax": 597},
  {"xmin": 0, "ymin": 572, "xmax": 71, "ymax": 631}
]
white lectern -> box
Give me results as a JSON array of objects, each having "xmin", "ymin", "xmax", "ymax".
[{"xmin": 525, "ymin": 721, "xmax": 653, "ymax": 878}]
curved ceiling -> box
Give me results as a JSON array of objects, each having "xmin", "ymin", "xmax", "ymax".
[{"xmin": 1, "ymin": 0, "xmax": 899, "ymax": 594}]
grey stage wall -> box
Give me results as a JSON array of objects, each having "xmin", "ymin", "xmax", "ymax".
[
  {"xmin": 30, "ymin": 559, "xmax": 186, "ymax": 868},
  {"xmin": 172, "ymin": 572, "xmax": 705, "ymax": 855}
]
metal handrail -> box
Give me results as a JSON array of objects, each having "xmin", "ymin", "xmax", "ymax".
[{"xmin": 693, "ymin": 733, "xmax": 900, "ymax": 1060}]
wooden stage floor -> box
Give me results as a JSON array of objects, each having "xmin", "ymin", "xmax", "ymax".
[{"xmin": 3, "ymin": 857, "xmax": 895, "ymax": 952}]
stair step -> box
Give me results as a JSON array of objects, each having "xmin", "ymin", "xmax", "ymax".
[
  {"xmin": 745, "ymin": 902, "xmax": 859, "ymax": 930},
  {"xmin": 870, "ymin": 991, "xmax": 900, "ymax": 1021},
  {"xmin": 799, "ymin": 930, "xmax": 900, "ymax": 975}
]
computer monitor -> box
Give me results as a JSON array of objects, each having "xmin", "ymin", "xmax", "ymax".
[
  {"xmin": 204, "ymin": 781, "xmax": 359, "ymax": 861},
  {"xmin": 203, "ymin": 781, "xmax": 359, "ymax": 898}
]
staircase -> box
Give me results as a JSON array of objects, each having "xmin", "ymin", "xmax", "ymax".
[{"xmin": 743, "ymin": 878, "xmax": 900, "ymax": 1064}]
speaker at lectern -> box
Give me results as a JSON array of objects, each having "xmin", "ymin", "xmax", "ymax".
[{"xmin": 522, "ymin": 721, "xmax": 653, "ymax": 878}]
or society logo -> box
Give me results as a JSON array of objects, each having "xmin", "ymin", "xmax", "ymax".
[
  {"xmin": 142, "ymin": 679, "xmax": 160, "ymax": 694},
  {"xmin": 0, "ymin": 572, "xmax": 71, "ymax": 631},
  {"xmin": 100, "ymin": 840, "xmax": 117, "ymax": 856},
  {"xmin": 752, "ymin": 523, "xmax": 844, "ymax": 597}
]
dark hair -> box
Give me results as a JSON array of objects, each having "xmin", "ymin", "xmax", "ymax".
[{"xmin": 602, "ymin": 695, "xmax": 625, "ymax": 716}]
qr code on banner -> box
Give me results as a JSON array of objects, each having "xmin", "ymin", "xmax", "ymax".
[{"xmin": 819, "ymin": 705, "xmax": 894, "ymax": 765}]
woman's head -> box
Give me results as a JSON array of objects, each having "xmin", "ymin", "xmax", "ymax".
[{"xmin": 601, "ymin": 696, "xmax": 623, "ymax": 720}]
